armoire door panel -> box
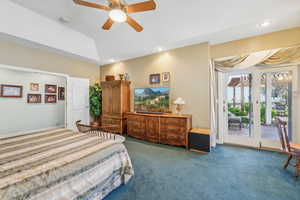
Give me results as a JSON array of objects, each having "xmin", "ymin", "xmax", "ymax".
[
  {"xmin": 111, "ymin": 84, "xmax": 121, "ymax": 115},
  {"xmin": 102, "ymin": 85, "xmax": 112, "ymax": 115}
]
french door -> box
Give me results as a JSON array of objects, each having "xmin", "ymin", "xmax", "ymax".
[{"xmin": 219, "ymin": 66, "xmax": 295, "ymax": 149}]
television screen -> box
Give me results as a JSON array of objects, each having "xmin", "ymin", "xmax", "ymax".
[{"xmin": 134, "ymin": 88, "xmax": 170, "ymax": 113}]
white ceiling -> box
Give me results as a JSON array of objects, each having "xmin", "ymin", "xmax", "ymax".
[{"xmin": 9, "ymin": 0, "xmax": 300, "ymax": 64}]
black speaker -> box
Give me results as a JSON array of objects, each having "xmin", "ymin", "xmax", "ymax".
[{"xmin": 189, "ymin": 128, "xmax": 211, "ymax": 153}]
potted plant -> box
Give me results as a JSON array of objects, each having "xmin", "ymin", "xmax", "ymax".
[{"xmin": 89, "ymin": 83, "xmax": 102, "ymax": 126}]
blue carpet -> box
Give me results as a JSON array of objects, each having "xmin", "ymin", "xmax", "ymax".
[{"xmin": 105, "ymin": 138, "xmax": 300, "ymax": 200}]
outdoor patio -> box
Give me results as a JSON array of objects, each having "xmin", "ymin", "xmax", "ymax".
[
  {"xmin": 227, "ymin": 72, "xmax": 291, "ymax": 141},
  {"xmin": 229, "ymin": 125, "xmax": 279, "ymax": 140}
]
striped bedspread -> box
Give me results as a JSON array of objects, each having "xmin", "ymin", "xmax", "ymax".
[{"xmin": 0, "ymin": 129, "xmax": 134, "ymax": 200}]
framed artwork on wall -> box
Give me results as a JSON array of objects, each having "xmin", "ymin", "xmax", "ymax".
[
  {"xmin": 58, "ymin": 87, "xmax": 65, "ymax": 100},
  {"xmin": 45, "ymin": 84, "xmax": 57, "ymax": 93},
  {"xmin": 30, "ymin": 83, "xmax": 39, "ymax": 91},
  {"xmin": 0, "ymin": 85, "xmax": 23, "ymax": 98},
  {"xmin": 45, "ymin": 95, "xmax": 57, "ymax": 103},
  {"xmin": 149, "ymin": 74, "xmax": 161, "ymax": 84},
  {"xmin": 162, "ymin": 72, "xmax": 170, "ymax": 82},
  {"xmin": 27, "ymin": 94, "xmax": 42, "ymax": 103}
]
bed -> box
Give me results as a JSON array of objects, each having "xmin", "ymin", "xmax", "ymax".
[{"xmin": 0, "ymin": 128, "xmax": 134, "ymax": 200}]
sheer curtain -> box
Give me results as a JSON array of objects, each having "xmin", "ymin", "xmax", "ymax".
[{"xmin": 210, "ymin": 61, "xmax": 217, "ymax": 147}]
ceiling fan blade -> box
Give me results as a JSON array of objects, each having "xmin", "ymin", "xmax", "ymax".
[
  {"xmin": 126, "ymin": 16, "xmax": 143, "ymax": 32},
  {"xmin": 126, "ymin": 0, "xmax": 156, "ymax": 13},
  {"xmin": 102, "ymin": 18, "xmax": 114, "ymax": 30},
  {"xmin": 73, "ymin": 0, "xmax": 110, "ymax": 11}
]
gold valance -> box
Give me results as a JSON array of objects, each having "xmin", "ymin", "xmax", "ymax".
[
  {"xmin": 214, "ymin": 55, "xmax": 248, "ymax": 69},
  {"xmin": 259, "ymin": 46, "xmax": 300, "ymax": 65},
  {"xmin": 213, "ymin": 45, "xmax": 300, "ymax": 70}
]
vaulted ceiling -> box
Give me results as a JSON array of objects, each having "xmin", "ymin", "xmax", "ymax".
[{"xmin": 10, "ymin": 0, "xmax": 300, "ymax": 65}]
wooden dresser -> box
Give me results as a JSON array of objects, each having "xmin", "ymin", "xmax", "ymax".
[
  {"xmin": 126, "ymin": 112, "xmax": 192, "ymax": 148},
  {"xmin": 101, "ymin": 80, "xmax": 130, "ymax": 134}
]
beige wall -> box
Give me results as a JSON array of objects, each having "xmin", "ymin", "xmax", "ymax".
[
  {"xmin": 0, "ymin": 39, "xmax": 100, "ymax": 84},
  {"xmin": 0, "ymin": 68, "xmax": 66, "ymax": 135},
  {"xmin": 2, "ymin": 26, "xmax": 299, "ymax": 132},
  {"xmin": 211, "ymin": 27, "xmax": 300, "ymax": 59},
  {"xmin": 101, "ymin": 43, "xmax": 211, "ymax": 129}
]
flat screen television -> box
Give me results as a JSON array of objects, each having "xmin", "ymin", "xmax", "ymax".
[{"xmin": 134, "ymin": 88, "xmax": 170, "ymax": 113}]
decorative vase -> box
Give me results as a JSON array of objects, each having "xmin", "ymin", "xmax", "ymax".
[
  {"xmin": 119, "ymin": 74, "xmax": 125, "ymax": 80},
  {"xmin": 125, "ymin": 73, "xmax": 129, "ymax": 81}
]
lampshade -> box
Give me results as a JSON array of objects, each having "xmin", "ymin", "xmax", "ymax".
[
  {"xmin": 174, "ymin": 97, "xmax": 185, "ymax": 105},
  {"xmin": 109, "ymin": 9, "xmax": 127, "ymax": 23}
]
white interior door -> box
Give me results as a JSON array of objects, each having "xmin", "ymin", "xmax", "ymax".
[{"xmin": 67, "ymin": 77, "xmax": 90, "ymax": 131}]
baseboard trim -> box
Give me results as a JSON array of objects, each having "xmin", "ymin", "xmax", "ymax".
[
  {"xmin": 0, "ymin": 126, "xmax": 65, "ymax": 139},
  {"xmin": 222, "ymin": 143, "xmax": 282, "ymax": 153},
  {"xmin": 189, "ymin": 148, "xmax": 209, "ymax": 154}
]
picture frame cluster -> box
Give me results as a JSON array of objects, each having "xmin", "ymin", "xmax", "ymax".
[
  {"xmin": 0, "ymin": 83, "xmax": 65, "ymax": 104},
  {"xmin": 149, "ymin": 72, "xmax": 170, "ymax": 84}
]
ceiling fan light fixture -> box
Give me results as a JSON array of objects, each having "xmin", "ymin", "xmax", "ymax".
[
  {"xmin": 73, "ymin": 0, "xmax": 157, "ymax": 31},
  {"xmin": 109, "ymin": 9, "xmax": 127, "ymax": 23},
  {"xmin": 260, "ymin": 20, "xmax": 271, "ymax": 27}
]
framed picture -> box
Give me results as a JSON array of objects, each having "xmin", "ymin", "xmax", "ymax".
[
  {"xmin": 162, "ymin": 72, "xmax": 170, "ymax": 82},
  {"xmin": 0, "ymin": 85, "xmax": 23, "ymax": 98},
  {"xmin": 149, "ymin": 74, "xmax": 161, "ymax": 84},
  {"xmin": 58, "ymin": 87, "xmax": 65, "ymax": 100},
  {"xmin": 27, "ymin": 94, "xmax": 42, "ymax": 103},
  {"xmin": 45, "ymin": 95, "xmax": 57, "ymax": 103},
  {"xmin": 45, "ymin": 84, "xmax": 57, "ymax": 93},
  {"xmin": 30, "ymin": 83, "xmax": 39, "ymax": 91}
]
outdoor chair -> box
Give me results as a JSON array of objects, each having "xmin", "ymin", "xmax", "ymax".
[{"xmin": 228, "ymin": 113, "xmax": 242, "ymax": 130}]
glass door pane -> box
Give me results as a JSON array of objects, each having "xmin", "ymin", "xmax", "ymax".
[
  {"xmin": 227, "ymin": 74, "xmax": 252, "ymax": 137},
  {"xmin": 260, "ymin": 71, "xmax": 292, "ymax": 141}
]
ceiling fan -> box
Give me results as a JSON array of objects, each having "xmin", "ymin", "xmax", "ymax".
[{"xmin": 73, "ymin": 0, "xmax": 157, "ymax": 32}]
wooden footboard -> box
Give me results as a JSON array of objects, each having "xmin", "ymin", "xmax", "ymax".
[{"xmin": 76, "ymin": 120, "xmax": 119, "ymax": 140}]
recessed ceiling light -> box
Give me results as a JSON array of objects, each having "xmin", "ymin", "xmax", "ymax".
[
  {"xmin": 58, "ymin": 16, "xmax": 70, "ymax": 24},
  {"xmin": 110, "ymin": 59, "xmax": 115, "ymax": 63},
  {"xmin": 157, "ymin": 47, "xmax": 163, "ymax": 52},
  {"xmin": 261, "ymin": 21, "xmax": 271, "ymax": 27}
]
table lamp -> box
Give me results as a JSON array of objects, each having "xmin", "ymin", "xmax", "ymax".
[{"xmin": 174, "ymin": 97, "xmax": 185, "ymax": 114}]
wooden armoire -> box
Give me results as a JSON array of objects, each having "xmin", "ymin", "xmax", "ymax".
[{"xmin": 101, "ymin": 80, "xmax": 130, "ymax": 134}]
